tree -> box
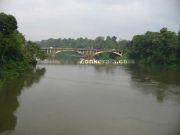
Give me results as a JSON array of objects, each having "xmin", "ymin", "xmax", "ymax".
[
  {"xmin": 160, "ymin": 27, "xmax": 167, "ymax": 34},
  {"xmin": 112, "ymin": 36, "xmax": 117, "ymax": 42},
  {"xmin": 0, "ymin": 13, "xmax": 24, "ymax": 64},
  {"xmin": 0, "ymin": 12, "xmax": 18, "ymax": 35},
  {"xmin": 127, "ymin": 28, "xmax": 180, "ymax": 65},
  {"xmin": 0, "ymin": 13, "xmax": 47, "ymax": 78},
  {"xmin": 95, "ymin": 36, "xmax": 105, "ymax": 49},
  {"xmin": 24, "ymin": 41, "xmax": 46, "ymax": 64}
]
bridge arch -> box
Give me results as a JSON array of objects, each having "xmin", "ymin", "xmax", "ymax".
[
  {"xmin": 43, "ymin": 48, "xmax": 124, "ymax": 59},
  {"xmin": 94, "ymin": 51, "xmax": 123, "ymax": 57},
  {"xmin": 55, "ymin": 50, "xmax": 83, "ymax": 57}
]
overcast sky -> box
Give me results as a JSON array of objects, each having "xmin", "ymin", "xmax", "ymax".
[{"xmin": 0, "ymin": 0, "xmax": 179, "ymax": 41}]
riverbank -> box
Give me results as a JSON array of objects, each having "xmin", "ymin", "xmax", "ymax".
[
  {"xmin": 0, "ymin": 61, "xmax": 31, "ymax": 78},
  {"xmin": 0, "ymin": 13, "xmax": 46, "ymax": 79}
]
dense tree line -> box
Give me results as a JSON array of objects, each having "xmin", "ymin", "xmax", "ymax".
[
  {"xmin": 37, "ymin": 36, "xmax": 128, "ymax": 50},
  {"xmin": 126, "ymin": 28, "xmax": 180, "ymax": 65},
  {"xmin": 0, "ymin": 12, "xmax": 46, "ymax": 78}
]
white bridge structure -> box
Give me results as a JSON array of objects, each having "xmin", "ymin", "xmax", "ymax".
[{"xmin": 42, "ymin": 48, "xmax": 124, "ymax": 59}]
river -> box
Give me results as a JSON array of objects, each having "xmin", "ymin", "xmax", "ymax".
[{"xmin": 0, "ymin": 64, "xmax": 180, "ymax": 135}]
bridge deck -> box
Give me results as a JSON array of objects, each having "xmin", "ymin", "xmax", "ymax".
[
  {"xmin": 43, "ymin": 48, "xmax": 124, "ymax": 58},
  {"xmin": 42, "ymin": 48, "xmax": 120, "ymax": 51}
]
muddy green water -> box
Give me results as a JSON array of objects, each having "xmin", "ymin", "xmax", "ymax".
[{"xmin": 0, "ymin": 65, "xmax": 180, "ymax": 135}]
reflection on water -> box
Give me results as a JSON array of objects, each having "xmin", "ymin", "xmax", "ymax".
[
  {"xmin": 38, "ymin": 58, "xmax": 80, "ymax": 65},
  {"xmin": 0, "ymin": 64, "xmax": 180, "ymax": 135},
  {"xmin": 0, "ymin": 68, "xmax": 46, "ymax": 133},
  {"xmin": 94, "ymin": 65, "xmax": 118, "ymax": 74},
  {"xmin": 124, "ymin": 65, "xmax": 180, "ymax": 102}
]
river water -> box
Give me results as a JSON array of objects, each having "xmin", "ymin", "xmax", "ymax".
[{"xmin": 0, "ymin": 64, "xmax": 180, "ymax": 135}]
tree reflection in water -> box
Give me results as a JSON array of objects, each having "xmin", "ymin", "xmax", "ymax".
[
  {"xmin": 0, "ymin": 67, "xmax": 46, "ymax": 133},
  {"xmin": 94, "ymin": 65, "xmax": 118, "ymax": 75},
  {"xmin": 124, "ymin": 65, "xmax": 180, "ymax": 102}
]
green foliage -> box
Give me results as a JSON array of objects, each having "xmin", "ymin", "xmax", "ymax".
[
  {"xmin": 0, "ymin": 61, "xmax": 31, "ymax": 78},
  {"xmin": 23, "ymin": 41, "xmax": 46, "ymax": 63},
  {"xmin": 37, "ymin": 36, "xmax": 129, "ymax": 50},
  {"xmin": 0, "ymin": 31, "xmax": 25, "ymax": 64},
  {"xmin": 95, "ymin": 53, "xmax": 122, "ymax": 60},
  {"xmin": 0, "ymin": 12, "xmax": 17, "ymax": 35},
  {"xmin": 0, "ymin": 13, "xmax": 25, "ymax": 66},
  {"xmin": 127, "ymin": 28, "xmax": 180, "ymax": 66},
  {"xmin": 0, "ymin": 12, "xmax": 46, "ymax": 78}
]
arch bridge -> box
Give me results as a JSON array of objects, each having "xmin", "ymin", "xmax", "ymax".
[{"xmin": 42, "ymin": 48, "xmax": 124, "ymax": 59}]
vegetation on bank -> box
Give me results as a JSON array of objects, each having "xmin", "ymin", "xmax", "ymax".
[
  {"xmin": 37, "ymin": 28, "xmax": 180, "ymax": 66},
  {"xmin": 0, "ymin": 12, "xmax": 46, "ymax": 78},
  {"xmin": 37, "ymin": 36, "xmax": 128, "ymax": 50},
  {"xmin": 126, "ymin": 28, "xmax": 180, "ymax": 66},
  {"xmin": 36, "ymin": 36, "xmax": 128, "ymax": 60}
]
